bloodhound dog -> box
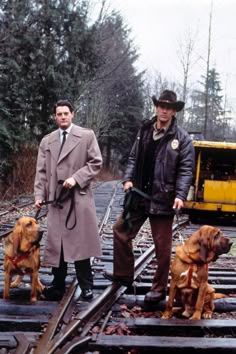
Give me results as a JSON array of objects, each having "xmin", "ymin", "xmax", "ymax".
[
  {"xmin": 3, "ymin": 216, "xmax": 44, "ymax": 302},
  {"xmin": 162, "ymin": 225, "xmax": 232, "ymax": 320}
]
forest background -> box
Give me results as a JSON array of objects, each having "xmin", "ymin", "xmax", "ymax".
[{"xmin": 0, "ymin": 0, "xmax": 235, "ymax": 198}]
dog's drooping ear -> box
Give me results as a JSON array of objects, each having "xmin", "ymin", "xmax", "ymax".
[
  {"xmin": 199, "ymin": 226, "xmax": 221, "ymax": 263},
  {"xmin": 199, "ymin": 243, "xmax": 208, "ymax": 263},
  {"xmin": 6, "ymin": 231, "xmax": 20, "ymax": 256},
  {"xmin": 199, "ymin": 242, "xmax": 218, "ymax": 263}
]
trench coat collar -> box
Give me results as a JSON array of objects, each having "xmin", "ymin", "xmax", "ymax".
[{"xmin": 48, "ymin": 125, "xmax": 83, "ymax": 163}]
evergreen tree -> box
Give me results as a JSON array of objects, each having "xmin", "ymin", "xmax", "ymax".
[
  {"xmin": 186, "ymin": 68, "xmax": 224, "ymax": 140},
  {"xmin": 0, "ymin": 0, "xmax": 99, "ymax": 185},
  {"xmin": 75, "ymin": 13, "xmax": 144, "ymax": 173},
  {"xmin": 0, "ymin": 0, "xmax": 145, "ymax": 191}
]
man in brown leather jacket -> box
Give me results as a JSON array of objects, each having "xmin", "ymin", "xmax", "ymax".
[{"xmin": 104, "ymin": 90, "xmax": 195, "ymax": 303}]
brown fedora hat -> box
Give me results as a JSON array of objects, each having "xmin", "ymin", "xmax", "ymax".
[{"xmin": 152, "ymin": 90, "xmax": 185, "ymax": 112}]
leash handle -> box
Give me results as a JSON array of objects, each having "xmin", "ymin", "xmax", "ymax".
[
  {"xmin": 35, "ymin": 180, "xmax": 76, "ymax": 230},
  {"xmin": 130, "ymin": 187, "xmax": 152, "ymax": 200},
  {"xmin": 174, "ymin": 208, "xmax": 180, "ymax": 221},
  {"xmin": 34, "ymin": 208, "xmax": 41, "ymax": 220},
  {"xmin": 121, "ymin": 187, "xmax": 152, "ymax": 232}
]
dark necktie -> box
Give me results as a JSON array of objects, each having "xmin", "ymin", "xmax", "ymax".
[{"xmin": 58, "ymin": 131, "xmax": 67, "ymax": 157}]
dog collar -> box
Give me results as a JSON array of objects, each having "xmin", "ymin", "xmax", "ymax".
[
  {"xmin": 187, "ymin": 263, "xmax": 208, "ymax": 287},
  {"xmin": 6, "ymin": 252, "xmax": 31, "ymax": 275},
  {"xmin": 182, "ymin": 246, "xmax": 204, "ymax": 264}
]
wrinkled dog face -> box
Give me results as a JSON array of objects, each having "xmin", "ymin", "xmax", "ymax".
[
  {"xmin": 199, "ymin": 225, "xmax": 232, "ymax": 262},
  {"xmin": 212, "ymin": 230, "xmax": 232, "ymax": 255}
]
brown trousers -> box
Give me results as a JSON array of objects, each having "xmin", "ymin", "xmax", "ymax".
[{"xmin": 113, "ymin": 207, "xmax": 174, "ymax": 292}]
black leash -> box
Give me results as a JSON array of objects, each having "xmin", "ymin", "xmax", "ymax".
[
  {"xmin": 34, "ymin": 208, "xmax": 41, "ymax": 221},
  {"xmin": 122, "ymin": 187, "xmax": 151, "ymax": 231},
  {"xmin": 122, "ymin": 187, "xmax": 184, "ymax": 239},
  {"xmin": 34, "ymin": 180, "xmax": 76, "ymax": 230},
  {"xmin": 174, "ymin": 208, "xmax": 185, "ymax": 244}
]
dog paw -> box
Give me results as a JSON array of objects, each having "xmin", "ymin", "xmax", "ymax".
[
  {"xmin": 202, "ymin": 311, "xmax": 212, "ymax": 319},
  {"xmin": 189, "ymin": 311, "xmax": 201, "ymax": 320},
  {"xmin": 162, "ymin": 311, "xmax": 172, "ymax": 319}
]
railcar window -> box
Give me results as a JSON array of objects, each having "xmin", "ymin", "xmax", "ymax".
[
  {"xmin": 184, "ymin": 141, "xmax": 236, "ymax": 219},
  {"xmin": 198, "ymin": 148, "xmax": 236, "ymax": 182}
]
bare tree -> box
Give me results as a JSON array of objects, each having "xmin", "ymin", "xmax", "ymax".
[
  {"xmin": 203, "ymin": 0, "xmax": 213, "ymax": 139},
  {"xmin": 74, "ymin": 11, "xmax": 144, "ymax": 172},
  {"xmin": 177, "ymin": 27, "xmax": 198, "ymax": 126}
]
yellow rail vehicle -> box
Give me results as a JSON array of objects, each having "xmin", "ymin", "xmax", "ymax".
[{"xmin": 183, "ymin": 140, "xmax": 236, "ymax": 220}]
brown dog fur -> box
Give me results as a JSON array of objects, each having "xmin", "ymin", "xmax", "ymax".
[
  {"xmin": 3, "ymin": 216, "xmax": 44, "ymax": 302},
  {"xmin": 162, "ymin": 225, "xmax": 232, "ymax": 320}
]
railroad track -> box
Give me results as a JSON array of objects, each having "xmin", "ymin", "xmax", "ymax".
[{"xmin": 0, "ymin": 180, "xmax": 236, "ymax": 353}]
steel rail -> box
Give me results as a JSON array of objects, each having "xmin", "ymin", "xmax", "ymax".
[
  {"xmin": 3, "ymin": 181, "xmax": 187, "ymax": 353},
  {"xmin": 1, "ymin": 183, "xmax": 236, "ymax": 353},
  {"xmin": 33, "ymin": 182, "xmax": 120, "ymax": 353},
  {"xmin": 98, "ymin": 182, "xmax": 119, "ymax": 233},
  {"xmin": 34, "ymin": 278, "xmax": 78, "ymax": 354},
  {"xmin": 42, "ymin": 220, "xmax": 188, "ymax": 354},
  {"xmin": 44, "ymin": 246, "xmax": 157, "ymax": 354}
]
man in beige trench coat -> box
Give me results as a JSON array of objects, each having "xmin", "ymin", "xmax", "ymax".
[{"xmin": 34, "ymin": 99, "xmax": 103, "ymax": 301}]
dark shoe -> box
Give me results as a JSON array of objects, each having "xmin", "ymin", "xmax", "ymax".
[
  {"xmin": 41, "ymin": 286, "xmax": 65, "ymax": 301},
  {"xmin": 144, "ymin": 290, "xmax": 166, "ymax": 303},
  {"xmin": 81, "ymin": 289, "xmax": 93, "ymax": 300},
  {"xmin": 103, "ymin": 271, "xmax": 133, "ymax": 287}
]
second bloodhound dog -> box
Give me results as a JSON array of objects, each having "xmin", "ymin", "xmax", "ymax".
[
  {"xmin": 3, "ymin": 216, "xmax": 44, "ymax": 302},
  {"xmin": 162, "ymin": 225, "xmax": 232, "ymax": 320}
]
